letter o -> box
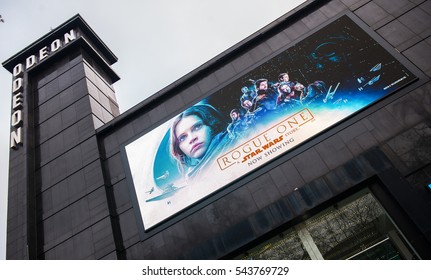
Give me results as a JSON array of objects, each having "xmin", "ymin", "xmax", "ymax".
[
  {"xmin": 13, "ymin": 64, "xmax": 23, "ymax": 77},
  {"xmin": 231, "ymin": 151, "xmax": 241, "ymax": 160},
  {"xmin": 277, "ymin": 124, "xmax": 287, "ymax": 134},
  {"xmin": 12, "ymin": 78, "xmax": 23, "ymax": 94},
  {"xmin": 26, "ymin": 55, "xmax": 36, "ymax": 69},
  {"xmin": 11, "ymin": 110, "xmax": 23, "ymax": 127}
]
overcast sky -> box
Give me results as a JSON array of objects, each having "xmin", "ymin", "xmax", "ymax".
[{"xmin": 0, "ymin": 0, "xmax": 307, "ymax": 259}]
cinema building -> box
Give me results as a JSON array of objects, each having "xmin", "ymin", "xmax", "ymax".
[{"xmin": 3, "ymin": 0, "xmax": 431, "ymax": 260}]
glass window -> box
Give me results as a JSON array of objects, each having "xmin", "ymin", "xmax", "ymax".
[
  {"xmin": 235, "ymin": 188, "xmax": 418, "ymax": 260},
  {"xmin": 238, "ymin": 227, "xmax": 311, "ymax": 260}
]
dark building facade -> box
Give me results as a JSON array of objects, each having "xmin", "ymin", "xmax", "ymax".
[{"xmin": 3, "ymin": 0, "xmax": 431, "ymax": 260}]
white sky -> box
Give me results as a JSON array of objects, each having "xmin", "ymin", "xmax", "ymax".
[{"xmin": 0, "ymin": 0, "xmax": 307, "ymax": 259}]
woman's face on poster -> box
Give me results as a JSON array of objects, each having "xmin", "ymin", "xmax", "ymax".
[{"xmin": 175, "ymin": 114, "xmax": 213, "ymax": 160}]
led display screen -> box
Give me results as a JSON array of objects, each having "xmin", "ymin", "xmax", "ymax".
[{"xmin": 125, "ymin": 15, "xmax": 416, "ymax": 230}]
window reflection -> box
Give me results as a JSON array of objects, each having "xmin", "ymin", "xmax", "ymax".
[
  {"xmin": 239, "ymin": 228, "xmax": 311, "ymax": 260},
  {"xmin": 235, "ymin": 188, "xmax": 418, "ymax": 260}
]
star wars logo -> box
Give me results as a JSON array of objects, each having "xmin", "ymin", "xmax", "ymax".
[{"xmin": 217, "ymin": 108, "xmax": 313, "ymax": 170}]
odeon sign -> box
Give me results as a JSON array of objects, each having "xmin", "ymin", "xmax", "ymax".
[{"xmin": 9, "ymin": 29, "xmax": 76, "ymax": 149}]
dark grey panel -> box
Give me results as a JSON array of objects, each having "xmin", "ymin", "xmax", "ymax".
[
  {"xmin": 36, "ymin": 63, "xmax": 86, "ymax": 105},
  {"xmin": 117, "ymin": 208, "xmax": 140, "ymax": 248},
  {"xmin": 315, "ymin": 134, "xmax": 354, "ymax": 169},
  {"xmin": 403, "ymin": 41, "xmax": 431, "ymax": 76},
  {"xmin": 377, "ymin": 19, "xmax": 421, "ymax": 52},
  {"xmin": 319, "ymin": 0, "xmax": 349, "ymax": 18},
  {"xmin": 148, "ymin": 103, "xmax": 168, "ymax": 125},
  {"xmin": 301, "ymin": 9, "xmax": 329, "ymax": 29},
  {"xmin": 180, "ymin": 84, "xmax": 204, "ymax": 104},
  {"xmin": 374, "ymin": 0, "xmax": 416, "ymax": 17},
  {"xmin": 354, "ymin": 1, "xmax": 393, "ymax": 29},
  {"xmin": 399, "ymin": 6, "xmax": 431, "ymax": 39}
]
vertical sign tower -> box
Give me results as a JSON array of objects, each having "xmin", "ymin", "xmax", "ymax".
[{"xmin": 3, "ymin": 14, "xmax": 120, "ymax": 259}]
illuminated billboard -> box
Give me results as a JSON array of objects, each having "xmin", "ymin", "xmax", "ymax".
[{"xmin": 125, "ymin": 15, "xmax": 417, "ymax": 230}]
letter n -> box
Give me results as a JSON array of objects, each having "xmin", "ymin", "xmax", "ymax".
[
  {"xmin": 10, "ymin": 128, "xmax": 22, "ymax": 149},
  {"xmin": 64, "ymin": 29, "xmax": 76, "ymax": 44}
]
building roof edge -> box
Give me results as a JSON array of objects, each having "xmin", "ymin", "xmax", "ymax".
[{"xmin": 2, "ymin": 13, "xmax": 118, "ymax": 72}]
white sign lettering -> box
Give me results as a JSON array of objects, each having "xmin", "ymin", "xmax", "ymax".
[{"xmin": 9, "ymin": 29, "xmax": 77, "ymax": 149}]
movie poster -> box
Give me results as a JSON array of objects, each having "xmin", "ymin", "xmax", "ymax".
[{"xmin": 125, "ymin": 15, "xmax": 416, "ymax": 230}]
